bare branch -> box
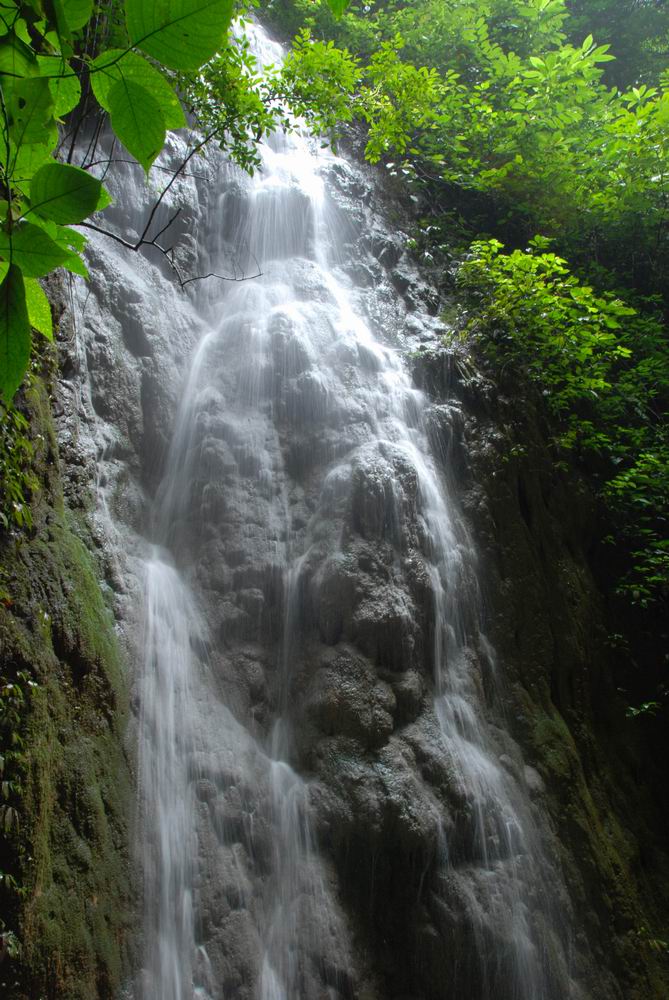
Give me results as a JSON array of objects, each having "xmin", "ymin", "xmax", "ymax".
[
  {"xmin": 76, "ymin": 220, "xmax": 263, "ymax": 289},
  {"xmin": 151, "ymin": 207, "xmax": 183, "ymax": 245},
  {"xmin": 180, "ymin": 268, "xmax": 263, "ymax": 288},
  {"xmin": 73, "ymin": 126, "xmax": 260, "ymax": 290},
  {"xmin": 137, "ymin": 130, "xmax": 219, "ymax": 246},
  {"xmin": 85, "ymin": 158, "xmax": 208, "ymax": 180},
  {"xmin": 77, "ymin": 221, "xmax": 138, "ymax": 251}
]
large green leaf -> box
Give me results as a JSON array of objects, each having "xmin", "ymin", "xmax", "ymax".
[
  {"xmin": 107, "ymin": 78, "xmax": 165, "ymax": 172},
  {"xmin": 51, "ymin": 0, "xmax": 93, "ymax": 41},
  {"xmin": 125, "ymin": 0, "xmax": 234, "ymax": 73},
  {"xmin": 0, "ymin": 222, "xmax": 71, "ymax": 276},
  {"xmin": 0, "ymin": 30, "xmax": 37, "ymax": 76},
  {"xmin": 6, "ymin": 77, "xmax": 54, "ymax": 148},
  {"xmin": 29, "ymin": 161, "xmax": 103, "ymax": 224},
  {"xmin": 0, "ymin": 3, "xmax": 20, "ymax": 37},
  {"xmin": 56, "ymin": 225, "xmax": 87, "ymax": 253},
  {"xmin": 25, "ymin": 277, "xmax": 52, "ymax": 340},
  {"xmin": 0, "ymin": 265, "xmax": 30, "ymax": 404},
  {"xmin": 53, "ymin": 226, "xmax": 89, "ymax": 276},
  {"xmin": 91, "ymin": 49, "xmax": 185, "ymax": 129},
  {"xmin": 10, "ymin": 141, "xmax": 54, "ymax": 186},
  {"xmin": 55, "ymin": 0, "xmax": 93, "ymax": 31},
  {"xmin": 37, "ymin": 56, "xmax": 82, "ymax": 117}
]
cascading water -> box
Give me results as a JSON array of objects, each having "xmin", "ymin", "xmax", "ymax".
[
  {"xmin": 74, "ymin": 22, "xmax": 583, "ymax": 1000},
  {"xmin": 139, "ymin": 555, "xmax": 199, "ymax": 1000}
]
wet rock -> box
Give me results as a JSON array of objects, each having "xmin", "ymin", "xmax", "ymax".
[
  {"xmin": 391, "ymin": 670, "xmax": 427, "ymax": 725},
  {"xmin": 351, "ymin": 589, "xmax": 418, "ymax": 671},
  {"xmin": 303, "ymin": 647, "xmax": 396, "ymax": 748}
]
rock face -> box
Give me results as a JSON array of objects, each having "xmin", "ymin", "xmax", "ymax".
[
  {"xmin": 6, "ymin": 24, "xmax": 669, "ymax": 1000},
  {"xmin": 0, "ymin": 353, "xmax": 133, "ymax": 1000},
  {"xmin": 426, "ymin": 363, "xmax": 669, "ymax": 1000}
]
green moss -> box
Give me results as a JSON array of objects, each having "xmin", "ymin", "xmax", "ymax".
[
  {"xmin": 0, "ymin": 370, "xmax": 133, "ymax": 1000},
  {"xmin": 531, "ymin": 708, "xmax": 575, "ymax": 783}
]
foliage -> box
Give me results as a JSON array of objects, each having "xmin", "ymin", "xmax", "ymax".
[
  {"xmin": 0, "ymin": 669, "xmax": 36, "ymax": 954},
  {"xmin": 0, "ymin": 399, "xmax": 37, "ymax": 532},
  {"xmin": 566, "ymin": 0, "xmax": 669, "ymax": 88},
  {"xmin": 0, "ymin": 0, "xmax": 353, "ymax": 405},
  {"xmin": 456, "ymin": 238, "xmax": 669, "ymax": 607},
  {"xmin": 0, "ymin": 671, "xmax": 34, "ymax": 835},
  {"xmin": 269, "ymin": 0, "xmax": 669, "ymax": 299},
  {"xmin": 456, "ymin": 238, "xmax": 635, "ymax": 437},
  {"xmin": 0, "ymin": 0, "xmax": 237, "ymax": 404},
  {"xmin": 182, "ymin": 25, "xmax": 293, "ymax": 173},
  {"xmin": 604, "ymin": 446, "xmax": 669, "ymax": 605},
  {"xmin": 276, "ymin": 28, "xmax": 361, "ymax": 137}
]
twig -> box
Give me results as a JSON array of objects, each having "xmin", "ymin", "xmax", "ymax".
[
  {"xmin": 76, "ymin": 220, "xmax": 263, "ymax": 289},
  {"xmin": 180, "ymin": 268, "xmax": 262, "ymax": 287}
]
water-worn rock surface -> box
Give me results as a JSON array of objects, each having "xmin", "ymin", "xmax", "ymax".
[{"xmin": 3, "ymin": 21, "xmax": 669, "ymax": 1000}]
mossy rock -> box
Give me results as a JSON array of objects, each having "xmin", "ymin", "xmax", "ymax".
[{"xmin": 0, "ymin": 373, "xmax": 133, "ymax": 1000}]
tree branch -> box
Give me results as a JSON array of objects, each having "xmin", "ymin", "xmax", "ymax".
[{"xmin": 76, "ymin": 220, "xmax": 263, "ymax": 288}]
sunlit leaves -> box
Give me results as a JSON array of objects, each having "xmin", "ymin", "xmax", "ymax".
[
  {"xmin": 11, "ymin": 142, "xmax": 53, "ymax": 185},
  {"xmin": 4, "ymin": 77, "xmax": 54, "ymax": 148},
  {"xmin": 326, "ymin": 0, "xmax": 351, "ymax": 15},
  {"xmin": 91, "ymin": 49, "xmax": 186, "ymax": 129},
  {"xmin": 29, "ymin": 162, "xmax": 104, "ymax": 224},
  {"xmin": 107, "ymin": 79, "xmax": 165, "ymax": 172},
  {"xmin": 0, "ymin": 265, "xmax": 30, "ymax": 405},
  {"xmin": 125, "ymin": 0, "xmax": 234, "ymax": 72},
  {"xmin": 456, "ymin": 237, "xmax": 669, "ymax": 606},
  {"xmin": 24, "ymin": 278, "xmax": 52, "ymax": 340},
  {"xmin": 52, "ymin": 0, "xmax": 93, "ymax": 36},
  {"xmin": 0, "ymin": 222, "xmax": 71, "ymax": 277},
  {"xmin": 37, "ymin": 56, "xmax": 82, "ymax": 117},
  {"xmin": 0, "ymin": 29, "xmax": 36, "ymax": 76},
  {"xmin": 457, "ymin": 239, "xmax": 639, "ymax": 422}
]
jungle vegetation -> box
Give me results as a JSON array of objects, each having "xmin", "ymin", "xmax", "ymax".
[
  {"xmin": 0, "ymin": 1, "xmax": 668, "ymax": 727},
  {"xmin": 1, "ymin": 0, "xmax": 668, "ymax": 984},
  {"xmin": 263, "ymin": 0, "xmax": 669, "ymax": 709}
]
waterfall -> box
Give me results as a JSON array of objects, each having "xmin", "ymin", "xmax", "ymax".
[{"xmin": 74, "ymin": 22, "xmax": 581, "ymax": 1000}]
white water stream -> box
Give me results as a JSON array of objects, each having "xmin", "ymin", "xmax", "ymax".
[{"xmin": 74, "ymin": 22, "xmax": 578, "ymax": 1000}]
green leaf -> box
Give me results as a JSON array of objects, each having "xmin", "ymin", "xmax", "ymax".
[
  {"xmin": 55, "ymin": 0, "xmax": 92, "ymax": 31},
  {"xmin": 37, "ymin": 56, "xmax": 82, "ymax": 117},
  {"xmin": 107, "ymin": 78, "xmax": 165, "ymax": 172},
  {"xmin": 56, "ymin": 225, "xmax": 87, "ymax": 253},
  {"xmin": 0, "ymin": 221, "xmax": 71, "ymax": 276},
  {"xmin": 11, "ymin": 142, "xmax": 54, "ymax": 185},
  {"xmin": 125, "ymin": 0, "xmax": 233, "ymax": 73},
  {"xmin": 0, "ymin": 264, "xmax": 30, "ymax": 404},
  {"xmin": 96, "ymin": 186, "xmax": 113, "ymax": 211},
  {"xmin": 52, "ymin": 227, "xmax": 88, "ymax": 276},
  {"xmin": 59, "ymin": 253, "xmax": 88, "ymax": 277},
  {"xmin": 29, "ymin": 161, "xmax": 102, "ymax": 224},
  {"xmin": 51, "ymin": 0, "xmax": 93, "ymax": 42},
  {"xmin": 90, "ymin": 49, "xmax": 185, "ymax": 129},
  {"xmin": 25, "ymin": 277, "xmax": 52, "ymax": 340},
  {"xmin": 326, "ymin": 0, "xmax": 350, "ymax": 14},
  {"xmin": 0, "ymin": 30, "xmax": 37, "ymax": 77},
  {"xmin": 6, "ymin": 76, "xmax": 54, "ymax": 148},
  {"xmin": 0, "ymin": 3, "xmax": 20, "ymax": 36}
]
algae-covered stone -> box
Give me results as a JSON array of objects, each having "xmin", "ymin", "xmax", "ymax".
[{"xmin": 0, "ymin": 374, "xmax": 133, "ymax": 1000}]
